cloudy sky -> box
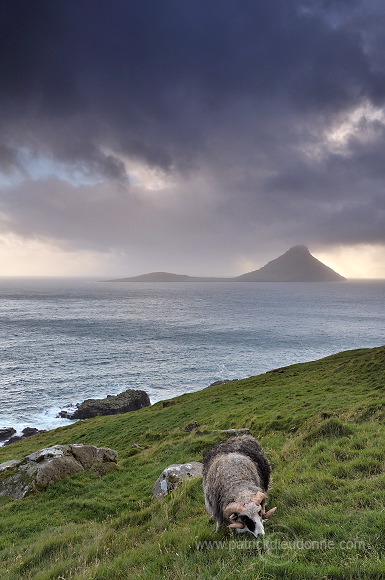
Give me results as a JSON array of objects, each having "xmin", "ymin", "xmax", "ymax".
[{"xmin": 1, "ymin": 0, "xmax": 385, "ymax": 278}]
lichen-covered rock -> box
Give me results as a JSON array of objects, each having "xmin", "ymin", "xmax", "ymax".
[
  {"xmin": 0, "ymin": 444, "xmax": 118, "ymax": 499},
  {"xmin": 152, "ymin": 462, "xmax": 203, "ymax": 499},
  {"xmin": 58, "ymin": 389, "xmax": 150, "ymax": 419}
]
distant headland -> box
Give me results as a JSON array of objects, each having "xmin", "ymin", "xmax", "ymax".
[{"xmin": 108, "ymin": 245, "xmax": 346, "ymax": 283}]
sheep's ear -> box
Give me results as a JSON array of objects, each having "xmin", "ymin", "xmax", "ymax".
[{"xmin": 262, "ymin": 507, "xmax": 277, "ymax": 519}]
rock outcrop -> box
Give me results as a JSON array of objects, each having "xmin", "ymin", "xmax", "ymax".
[
  {"xmin": 4, "ymin": 427, "xmax": 46, "ymax": 446},
  {"xmin": 58, "ymin": 389, "xmax": 150, "ymax": 419},
  {"xmin": 0, "ymin": 427, "xmax": 16, "ymax": 442},
  {"xmin": 152, "ymin": 462, "xmax": 203, "ymax": 499},
  {"xmin": 207, "ymin": 379, "xmax": 237, "ymax": 387},
  {"xmin": 0, "ymin": 444, "xmax": 118, "ymax": 499}
]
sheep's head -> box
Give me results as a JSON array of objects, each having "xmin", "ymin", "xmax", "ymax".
[{"xmin": 224, "ymin": 492, "xmax": 277, "ymax": 538}]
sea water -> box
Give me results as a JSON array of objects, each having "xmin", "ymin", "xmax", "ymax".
[{"xmin": 0, "ymin": 277, "xmax": 384, "ymax": 435}]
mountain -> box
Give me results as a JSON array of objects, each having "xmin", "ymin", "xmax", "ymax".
[
  {"xmin": 235, "ymin": 245, "xmax": 346, "ymax": 282},
  {"xmin": 108, "ymin": 245, "xmax": 346, "ymax": 282}
]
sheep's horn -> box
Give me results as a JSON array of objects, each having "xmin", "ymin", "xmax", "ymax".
[
  {"xmin": 250, "ymin": 491, "xmax": 267, "ymax": 506},
  {"xmin": 229, "ymin": 521, "xmax": 245, "ymax": 529},
  {"xmin": 262, "ymin": 507, "xmax": 277, "ymax": 519},
  {"xmin": 223, "ymin": 502, "xmax": 245, "ymax": 519}
]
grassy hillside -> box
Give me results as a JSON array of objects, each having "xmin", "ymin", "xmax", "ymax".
[{"xmin": 0, "ymin": 346, "xmax": 384, "ymax": 579}]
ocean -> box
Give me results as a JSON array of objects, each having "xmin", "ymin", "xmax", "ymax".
[{"xmin": 0, "ymin": 278, "xmax": 384, "ymax": 437}]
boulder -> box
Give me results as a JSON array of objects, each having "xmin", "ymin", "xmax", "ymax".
[
  {"xmin": 58, "ymin": 389, "xmax": 150, "ymax": 419},
  {"xmin": 0, "ymin": 427, "xmax": 16, "ymax": 442},
  {"xmin": 0, "ymin": 444, "xmax": 118, "ymax": 499},
  {"xmin": 162, "ymin": 400, "xmax": 176, "ymax": 408},
  {"xmin": 152, "ymin": 462, "xmax": 203, "ymax": 499},
  {"xmin": 22, "ymin": 427, "xmax": 41, "ymax": 437}
]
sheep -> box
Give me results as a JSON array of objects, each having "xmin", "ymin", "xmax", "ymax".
[{"xmin": 202, "ymin": 435, "xmax": 276, "ymax": 537}]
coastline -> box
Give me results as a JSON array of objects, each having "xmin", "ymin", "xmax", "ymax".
[{"xmin": 1, "ymin": 279, "xmax": 385, "ymax": 443}]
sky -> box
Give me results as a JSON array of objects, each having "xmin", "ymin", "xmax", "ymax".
[{"xmin": 1, "ymin": 0, "xmax": 385, "ymax": 278}]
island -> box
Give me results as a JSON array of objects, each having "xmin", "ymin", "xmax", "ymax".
[{"xmin": 108, "ymin": 246, "xmax": 346, "ymax": 283}]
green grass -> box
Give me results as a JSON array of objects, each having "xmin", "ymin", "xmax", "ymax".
[{"xmin": 0, "ymin": 345, "xmax": 384, "ymax": 579}]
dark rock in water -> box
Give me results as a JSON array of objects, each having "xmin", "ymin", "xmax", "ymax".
[
  {"xmin": 3, "ymin": 428, "xmax": 46, "ymax": 446},
  {"xmin": 58, "ymin": 389, "xmax": 150, "ymax": 420},
  {"xmin": 4, "ymin": 436, "xmax": 23, "ymax": 446},
  {"xmin": 0, "ymin": 427, "xmax": 16, "ymax": 442},
  {"xmin": 0, "ymin": 444, "xmax": 118, "ymax": 499},
  {"xmin": 22, "ymin": 427, "xmax": 41, "ymax": 437}
]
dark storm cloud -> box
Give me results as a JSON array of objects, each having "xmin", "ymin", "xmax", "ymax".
[
  {"xmin": 0, "ymin": 0, "xmax": 385, "ymax": 270},
  {"xmin": 0, "ymin": 145, "xmax": 21, "ymax": 173}
]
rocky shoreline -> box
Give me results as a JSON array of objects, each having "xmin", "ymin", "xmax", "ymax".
[
  {"xmin": 0, "ymin": 389, "xmax": 151, "ymax": 447},
  {"xmin": 57, "ymin": 389, "xmax": 150, "ymax": 419},
  {"xmin": 0, "ymin": 381, "xmax": 237, "ymax": 446},
  {"xmin": 0, "ymin": 427, "xmax": 46, "ymax": 446}
]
